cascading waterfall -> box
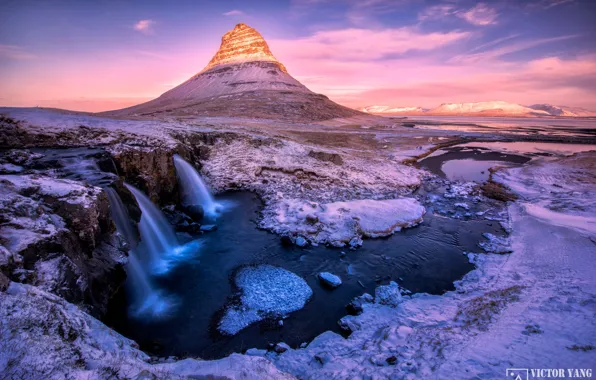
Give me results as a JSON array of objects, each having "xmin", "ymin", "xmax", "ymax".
[
  {"xmin": 105, "ymin": 187, "xmax": 138, "ymax": 247},
  {"xmin": 125, "ymin": 184, "xmax": 179, "ymax": 273},
  {"xmin": 125, "ymin": 183, "xmax": 202, "ymax": 275},
  {"xmin": 173, "ymin": 155, "xmax": 223, "ymax": 219},
  {"xmin": 106, "ymin": 187, "xmax": 173, "ymax": 317}
]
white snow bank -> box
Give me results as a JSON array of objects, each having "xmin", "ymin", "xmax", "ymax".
[
  {"xmin": 494, "ymin": 152, "xmax": 596, "ymax": 234},
  {"xmin": 0, "ymin": 282, "xmax": 293, "ymax": 379},
  {"xmin": 265, "ymin": 198, "xmax": 425, "ymax": 247},
  {"xmin": 524, "ymin": 203, "xmax": 596, "ymax": 235},
  {"xmin": 219, "ymin": 265, "xmax": 312, "ymax": 335}
]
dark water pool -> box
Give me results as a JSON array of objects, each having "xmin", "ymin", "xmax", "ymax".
[
  {"xmin": 105, "ymin": 191, "xmax": 504, "ymax": 360},
  {"xmin": 418, "ymin": 146, "xmax": 530, "ymax": 182}
]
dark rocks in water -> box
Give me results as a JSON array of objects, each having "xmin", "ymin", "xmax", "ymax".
[
  {"xmin": 178, "ymin": 221, "xmax": 202, "ymax": 233},
  {"xmin": 308, "ymin": 150, "xmax": 344, "ymax": 165},
  {"xmin": 273, "ymin": 342, "xmax": 291, "ymax": 354},
  {"xmin": 184, "ymin": 204, "xmax": 205, "ymax": 220},
  {"xmin": 337, "ymin": 318, "xmax": 353, "ymax": 334},
  {"xmin": 95, "ymin": 153, "xmax": 120, "ymax": 175},
  {"xmin": 163, "ymin": 208, "xmax": 192, "ymax": 226},
  {"xmin": 280, "ymin": 235, "xmax": 293, "ymax": 247},
  {"xmin": 318, "ymin": 272, "xmax": 342, "ymax": 289},
  {"xmin": 200, "ymin": 224, "xmax": 218, "ymax": 232},
  {"xmin": 346, "ymin": 293, "xmax": 373, "ymax": 315}
]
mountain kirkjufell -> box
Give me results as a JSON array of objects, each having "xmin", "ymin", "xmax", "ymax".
[{"xmin": 106, "ymin": 23, "xmax": 362, "ymax": 121}]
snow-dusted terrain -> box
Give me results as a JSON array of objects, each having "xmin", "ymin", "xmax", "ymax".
[
  {"xmin": 1, "ymin": 104, "xmax": 595, "ymax": 379},
  {"xmin": 529, "ymin": 104, "xmax": 596, "ymax": 117},
  {"xmin": 263, "ymin": 198, "xmax": 425, "ymax": 247}
]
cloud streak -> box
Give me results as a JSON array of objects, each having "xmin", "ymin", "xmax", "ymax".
[
  {"xmin": 450, "ymin": 34, "xmax": 581, "ymax": 64},
  {"xmin": 223, "ymin": 10, "xmax": 245, "ymax": 16},
  {"xmin": 133, "ymin": 19, "xmax": 155, "ymax": 35},
  {"xmin": 272, "ymin": 27, "xmax": 470, "ymax": 61},
  {"xmin": 0, "ymin": 45, "xmax": 36, "ymax": 60}
]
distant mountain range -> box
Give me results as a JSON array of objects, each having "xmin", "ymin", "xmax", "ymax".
[{"xmin": 360, "ymin": 101, "xmax": 596, "ymax": 117}]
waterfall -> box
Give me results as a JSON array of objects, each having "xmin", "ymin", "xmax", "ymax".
[
  {"xmin": 105, "ymin": 187, "xmax": 138, "ymax": 248},
  {"xmin": 124, "ymin": 183, "xmax": 202, "ymax": 275},
  {"xmin": 173, "ymin": 155, "xmax": 222, "ymax": 219},
  {"xmin": 106, "ymin": 186, "xmax": 174, "ymax": 317},
  {"xmin": 125, "ymin": 184, "xmax": 180, "ymax": 273}
]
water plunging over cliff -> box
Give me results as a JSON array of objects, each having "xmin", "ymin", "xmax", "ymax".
[
  {"xmin": 124, "ymin": 184, "xmax": 202, "ymax": 275},
  {"xmin": 173, "ymin": 155, "xmax": 223, "ymax": 219},
  {"xmin": 106, "ymin": 187, "xmax": 174, "ymax": 317}
]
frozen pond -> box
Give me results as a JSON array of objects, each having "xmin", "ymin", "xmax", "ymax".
[{"xmin": 441, "ymin": 159, "xmax": 516, "ymax": 182}]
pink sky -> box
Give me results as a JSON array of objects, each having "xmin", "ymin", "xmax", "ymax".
[{"xmin": 1, "ymin": 1, "xmax": 595, "ymax": 112}]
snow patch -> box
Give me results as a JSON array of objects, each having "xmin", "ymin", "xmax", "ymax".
[
  {"xmin": 219, "ymin": 265, "xmax": 313, "ymax": 335},
  {"xmin": 264, "ymin": 198, "xmax": 425, "ymax": 247}
]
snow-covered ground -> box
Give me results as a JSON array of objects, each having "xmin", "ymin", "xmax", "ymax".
[
  {"xmin": 263, "ymin": 152, "xmax": 596, "ymax": 378},
  {"xmin": 1, "ymin": 107, "xmax": 595, "ymax": 378},
  {"xmin": 262, "ymin": 198, "xmax": 425, "ymax": 247}
]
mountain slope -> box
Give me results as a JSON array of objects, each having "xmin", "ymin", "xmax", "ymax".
[
  {"xmin": 105, "ymin": 23, "xmax": 362, "ymax": 122},
  {"xmin": 529, "ymin": 104, "xmax": 596, "ymax": 117}
]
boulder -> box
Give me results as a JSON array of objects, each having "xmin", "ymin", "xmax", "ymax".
[
  {"xmin": 375, "ymin": 281, "xmax": 404, "ymax": 307},
  {"xmin": 184, "ymin": 204, "xmax": 205, "ymax": 220},
  {"xmin": 318, "ymin": 272, "xmax": 342, "ymax": 289},
  {"xmin": 346, "ymin": 293, "xmax": 373, "ymax": 315}
]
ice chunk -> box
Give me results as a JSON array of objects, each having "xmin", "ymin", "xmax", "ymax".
[{"xmin": 218, "ymin": 265, "xmax": 312, "ymax": 335}]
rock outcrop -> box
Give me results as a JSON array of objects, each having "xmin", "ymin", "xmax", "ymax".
[
  {"xmin": 0, "ymin": 283, "xmax": 294, "ymax": 379},
  {"xmin": 0, "ymin": 174, "xmax": 126, "ymax": 315},
  {"xmin": 204, "ymin": 23, "xmax": 288, "ymax": 73}
]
